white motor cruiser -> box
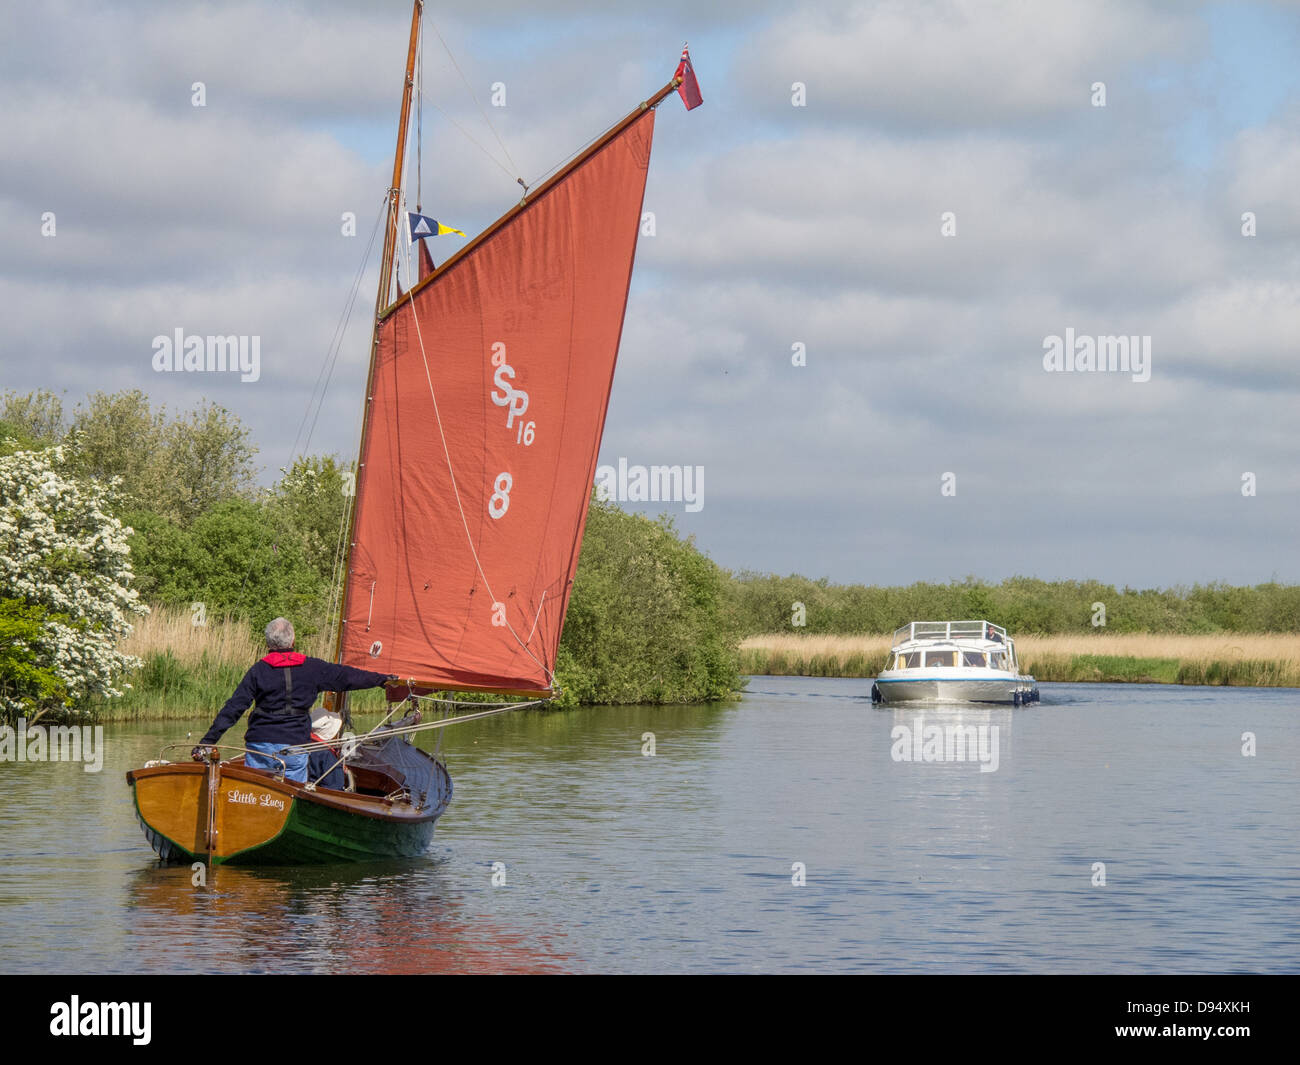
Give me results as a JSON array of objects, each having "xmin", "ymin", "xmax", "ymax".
[{"xmin": 872, "ymin": 620, "xmax": 1039, "ymax": 705}]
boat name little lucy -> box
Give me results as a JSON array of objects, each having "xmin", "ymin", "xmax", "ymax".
[
  {"xmin": 227, "ymin": 788, "xmax": 286, "ymax": 811},
  {"xmin": 890, "ymin": 717, "xmax": 1000, "ymax": 773}
]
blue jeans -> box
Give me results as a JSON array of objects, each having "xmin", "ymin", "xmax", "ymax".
[{"xmin": 245, "ymin": 740, "xmax": 308, "ymax": 783}]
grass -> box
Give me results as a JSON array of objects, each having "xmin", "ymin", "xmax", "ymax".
[
  {"xmin": 97, "ymin": 606, "xmax": 390, "ymax": 720},
  {"xmin": 740, "ymin": 633, "xmax": 1300, "ymax": 687}
]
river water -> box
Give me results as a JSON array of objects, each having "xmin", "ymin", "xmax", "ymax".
[{"xmin": 1, "ymin": 677, "xmax": 1296, "ymax": 973}]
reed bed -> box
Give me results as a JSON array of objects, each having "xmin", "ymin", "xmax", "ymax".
[
  {"xmin": 117, "ymin": 606, "xmax": 338, "ymax": 665},
  {"xmin": 100, "ymin": 615, "xmax": 1300, "ymax": 719},
  {"xmin": 103, "ymin": 606, "xmax": 348, "ymax": 720},
  {"xmin": 739, "ymin": 633, "xmax": 1300, "ymax": 687}
]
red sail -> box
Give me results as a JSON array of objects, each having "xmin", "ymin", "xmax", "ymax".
[{"xmin": 340, "ymin": 109, "xmax": 656, "ymax": 694}]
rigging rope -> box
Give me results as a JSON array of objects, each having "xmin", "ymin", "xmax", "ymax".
[
  {"xmin": 293, "ymin": 697, "xmax": 546, "ymax": 756},
  {"xmin": 297, "ymin": 199, "xmax": 386, "ymax": 460},
  {"xmin": 524, "ymin": 110, "xmax": 628, "ymax": 195},
  {"xmin": 416, "ymin": 13, "xmax": 423, "ymax": 212},
  {"xmin": 236, "ymin": 199, "xmax": 385, "ymax": 608},
  {"xmin": 427, "ymin": 15, "xmax": 523, "ymax": 183},
  {"xmin": 321, "ymin": 200, "xmax": 389, "ymax": 648},
  {"xmin": 424, "ymin": 98, "xmax": 518, "ymax": 181},
  {"xmin": 299, "ymin": 698, "xmax": 403, "ymax": 785}
]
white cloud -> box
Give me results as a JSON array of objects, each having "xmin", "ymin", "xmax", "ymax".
[
  {"xmin": 2, "ymin": 0, "xmax": 1298, "ymax": 586},
  {"xmin": 732, "ymin": 0, "xmax": 1199, "ymax": 130}
]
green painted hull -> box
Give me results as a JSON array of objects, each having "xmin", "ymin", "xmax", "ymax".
[{"xmin": 228, "ymin": 795, "xmax": 439, "ymax": 864}]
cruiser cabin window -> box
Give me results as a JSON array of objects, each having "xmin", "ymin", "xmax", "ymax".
[{"xmin": 924, "ymin": 650, "xmax": 957, "ymax": 668}]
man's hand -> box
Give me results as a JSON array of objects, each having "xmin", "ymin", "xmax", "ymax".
[{"xmin": 191, "ymin": 745, "xmax": 214, "ymax": 762}]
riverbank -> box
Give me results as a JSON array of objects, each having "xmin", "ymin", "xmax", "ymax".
[
  {"xmin": 94, "ymin": 616, "xmax": 1300, "ymax": 721},
  {"xmin": 740, "ymin": 633, "xmax": 1300, "ymax": 687},
  {"xmin": 97, "ymin": 609, "xmax": 391, "ymax": 720},
  {"xmin": 96, "ymin": 592, "xmax": 742, "ymax": 720}
]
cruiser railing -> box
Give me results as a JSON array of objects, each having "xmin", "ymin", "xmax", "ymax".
[{"xmin": 891, "ymin": 620, "xmax": 1009, "ymax": 644}]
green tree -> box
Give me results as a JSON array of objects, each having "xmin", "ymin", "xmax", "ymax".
[
  {"xmin": 67, "ymin": 389, "xmax": 162, "ymax": 496},
  {"xmin": 0, "ymin": 599, "xmax": 70, "ymax": 717},
  {"xmin": 119, "ymin": 507, "xmax": 197, "ymax": 605},
  {"xmin": 0, "ymin": 389, "xmax": 65, "ymax": 445},
  {"xmin": 0, "ymin": 419, "xmax": 44, "ymax": 457},
  {"xmin": 269, "ymin": 456, "xmax": 352, "ymax": 583},
  {"xmin": 65, "ymin": 391, "xmax": 257, "ymax": 524},
  {"xmin": 159, "ymin": 402, "xmax": 257, "ymax": 523},
  {"xmin": 181, "ymin": 498, "xmax": 328, "ymax": 635},
  {"xmin": 556, "ymin": 498, "xmax": 740, "ymax": 705}
]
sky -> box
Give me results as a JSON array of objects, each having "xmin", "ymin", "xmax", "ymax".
[{"xmin": 1, "ymin": 0, "xmax": 1298, "ymax": 589}]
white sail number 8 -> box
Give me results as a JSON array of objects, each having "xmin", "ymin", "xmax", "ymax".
[{"xmin": 489, "ymin": 472, "xmax": 512, "ymax": 519}]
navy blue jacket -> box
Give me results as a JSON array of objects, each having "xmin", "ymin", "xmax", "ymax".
[{"xmin": 200, "ymin": 653, "xmax": 390, "ymax": 748}]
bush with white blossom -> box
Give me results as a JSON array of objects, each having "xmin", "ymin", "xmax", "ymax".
[{"xmin": 0, "ymin": 446, "xmax": 147, "ymax": 720}]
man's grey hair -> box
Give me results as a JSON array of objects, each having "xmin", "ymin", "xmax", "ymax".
[{"xmin": 265, "ymin": 617, "xmax": 295, "ymax": 651}]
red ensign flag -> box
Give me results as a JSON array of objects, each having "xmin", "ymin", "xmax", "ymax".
[{"xmin": 675, "ymin": 45, "xmax": 703, "ymax": 110}]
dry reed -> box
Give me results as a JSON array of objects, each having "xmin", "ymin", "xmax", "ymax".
[
  {"xmin": 740, "ymin": 632, "xmax": 1300, "ymax": 686},
  {"xmin": 120, "ymin": 606, "xmax": 333, "ymax": 666}
]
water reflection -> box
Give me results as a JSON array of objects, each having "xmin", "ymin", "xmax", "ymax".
[
  {"xmin": 3, "ymin": 683, "xmax": 1298, "ymax": 973},
  {"xmin": 124, "ymin": 860, "xmax": 574, "ymax": 974}
]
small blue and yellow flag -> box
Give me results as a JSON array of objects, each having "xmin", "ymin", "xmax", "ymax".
[{"xmin": 408, "ymin": 212, "xmax": 466, "ymax": 240}]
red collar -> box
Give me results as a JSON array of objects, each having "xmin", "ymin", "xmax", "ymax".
[{"xmin": 262, "ymin": 651, "xmax": 306, "ymax": 667}]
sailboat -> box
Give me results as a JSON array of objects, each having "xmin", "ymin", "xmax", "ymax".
[{"xmin": 125, "ymin": 1, "xmax": 698, "ymax": 865}]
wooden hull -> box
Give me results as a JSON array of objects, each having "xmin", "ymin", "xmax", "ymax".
[{"xmin": 126, "ymin": 755, "xmax": 451, "ymax": 866}]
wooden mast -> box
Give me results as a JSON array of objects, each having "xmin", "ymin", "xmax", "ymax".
[
  {"xmin": 330, "ymin": 0, "xmax": 423, "ymax": 705},
  {"xmin": 375, "ymin": 0, "xmax": 424, "ymax": 311}
]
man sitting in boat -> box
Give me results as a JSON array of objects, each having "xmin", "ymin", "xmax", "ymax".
[
  {"xmin": 306, "ymin": 706, "xmax": 347, "ymax": 790},
  {"xmin": 192, "ymin": 617, "xmax": 396, "ymax": 784}
]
